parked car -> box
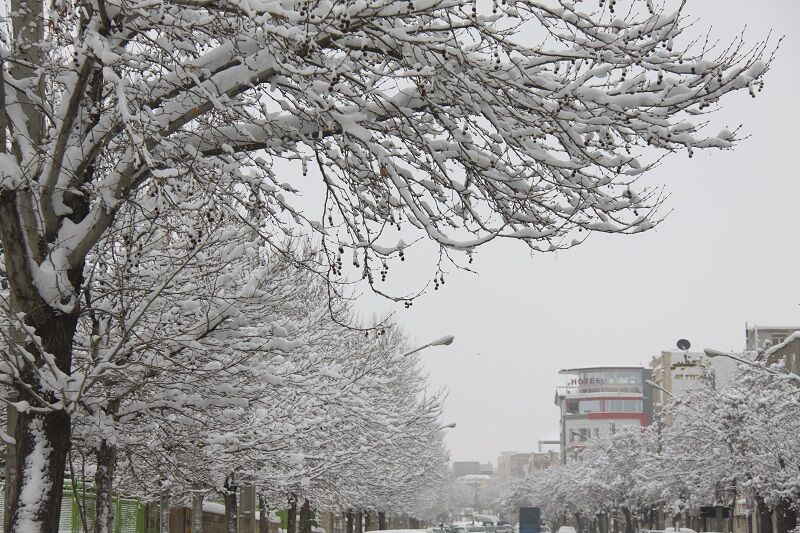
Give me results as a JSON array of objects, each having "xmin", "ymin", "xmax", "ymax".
[
  {"xmin": 664, "ymin": 528, "xmax": 697, "ymax": 533},
  {"xmin": 541, "ymin": 527, "xmax": 552, "ymax": 533},
  {"xmin": 556, "ymin": 527, "xmax": 577, "ymax": 533}
]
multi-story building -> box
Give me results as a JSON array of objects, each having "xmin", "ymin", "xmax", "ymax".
[
  {"xmin": 554, "ymin": 366, "xmax": 653, "ymax": 463},
  {"xmin": 528, "ymin": 450, "xmax": 560, "ymax": 472},
  {"xmin": 453, "ymin": 461, "xmax": 482, "ymax": 477},
  {"xmin": 765, "ymin": 334, "xmax": 800, "ymax": 374},
  {"xmin": 745, "ymin": 324, "xmax": 800, "ymax": 352},
  {"xmin": 497, "ymin": 451, "xmax": 533, "ymax": 479},
  {"xmin": 650, "ymin": 349, "xmax": 737, "ymax": 407},
  {"xmin": 452, "ymin": 461, "xmax": 494, "ymax": 478}
]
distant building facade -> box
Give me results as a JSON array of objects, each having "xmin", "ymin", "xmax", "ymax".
[
  {"xmin": 554, "ymin": 366, "xmax": 653, "ymax": 463},
  {"xmin": 650, "ymin": 349, "xmax": 738, "ymax": 407},
  {"xmin": 765, "ymin": 334, "xmax": 800, "ymax": 374},
  {"xmin": 452, "ymin": 461, "xmax": 494, "ymax": 477},
  {"xmin": 453, "ymin": 461, "xmax": 482, "ymax": 477},
  {"xmin": 497, "ymin": 451, "xmax": 532, "ymax": 479},
  {"xmin": 744, "ymin": 324, "xmax": 800, "ymax": 373},
  {"xmin": 528, "ymin": 450, "xmax": 559, "ymax": 472},
  {"xmin": 745, "ymin": 324, "xmax": 800, "ymax": 352}
]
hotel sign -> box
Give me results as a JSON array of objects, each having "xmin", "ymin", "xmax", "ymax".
[{"xmin": 569, "ymin": 378, "xmax": 607, "ymax": 385}]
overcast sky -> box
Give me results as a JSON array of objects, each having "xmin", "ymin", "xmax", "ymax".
[{"xmin": 353, "ymin": 0, "xmax": 800, "ymax": 465}]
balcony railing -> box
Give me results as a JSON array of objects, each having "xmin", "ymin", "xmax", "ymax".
[{"xmin": 556, "ymin": 384, "xmax": 644, "ymax": 395}]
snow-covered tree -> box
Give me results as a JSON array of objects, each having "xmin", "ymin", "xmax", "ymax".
[
  {"xmin": 520, "ymin": 364, "xmax": 800, "ymax": 533},
  {"xmin": 63, "ymin": 224, "xmax": 450, "ymax": 531},
  {"xmin": 0, "ymin": 0, "xmax": 774, "ymax": 527},
  {"xmin": 664, "ymin": 366, "xmax": 800, "ymax": 533}
]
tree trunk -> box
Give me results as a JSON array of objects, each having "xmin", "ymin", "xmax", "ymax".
[
  {"xmin": 259, "ymin": 495, "xmax": 270, "ymax": 533},
  {"xmin": 225, "ymin": 476, "xmax": 238, "ymax": 533},
  {"xmin": 300, "ymin": 500, "xmax": 312, "ymax": 533},
  {"xmin": 785, "ymin": 507, "xmax": 797, "ymax": 533},
  {"xmin": 757, "ymin": 498, "xmax": 773, "ymax": 533},
  {"xmin": 715, "ymin": 506, "xmax": 725, "ymax": 533},
  {"xmin": 160, "ymin": 488, "xmax": 171, "ymax": 533},
  {"xmin": 94, "ymin": 439, "xmax": 118, "ymax": 533},
  {"xmin": 357, "ymin": 512, "xmax": 364, "ymax": 533},
  {"xmin": 0, "ymin": 172, "xmax": 84, "ymax": 532},
  {"xmin": 347, "ymin": 510, "xmax": 354, "ymax": 533},
  {"xmin": 365, "ymin": 512, "xmax": 372, "ymax": 532},
  {"xmin": 3, "ymin": 390, "xmax": 17, "ymax": 533},
  {"xmin": 192, "ymin": 483, "xmax": 205, "ymax": 533},
  {"xmin": 288, "ymin": 493, "xmax": 298, "ymax": 533},
  {"xmin": 6, "ymin": 407, "xmax": 71, "ymax": 533},
  {"xmin": 775, "ymin": 499, "xmax": 795, "ymax": 533},
  {"xmin": 240, "ymin": 485, "xmax": 257, "ymax": 533},
  {"xmin": 5, "ymin": 309, "xmax": 79, "ymax": 532},
  {"xmin": 621, "ymin": 508, "xmax": 633, "ymax": 533},
  {"xmin": 378, "ymin": 512, "xmax": 387, "ymax": 531}
]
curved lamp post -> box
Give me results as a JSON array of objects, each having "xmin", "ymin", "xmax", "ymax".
[{"xmin": 400, "ymin": 335, "xmax": 455, "ymax": 358}]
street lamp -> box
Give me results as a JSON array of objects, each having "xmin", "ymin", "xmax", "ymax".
[
  {"xmin": 645, "ymin": 379, "xmax": 673, "ymax": 398},
  {"xmin": 569, "ymin": 429, "xmax": 594, "ymax": 442},
  {"xmin": 400, "ymin": 335, "xmax": 455, "ymax": 358},
  {"xmin": 703, "ymin": 348, "xmax": 800, "ymax": 383}
]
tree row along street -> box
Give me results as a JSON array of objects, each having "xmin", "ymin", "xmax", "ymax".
[
  {"xmin": 0, "ymin": 0, "xmax": 777, "ymax": 530},
  {"xmin": 495, "ymin": 350, "xmax": 800, "ymax": 533}
]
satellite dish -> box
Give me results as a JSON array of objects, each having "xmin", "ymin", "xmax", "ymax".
[{"xmin": 677, "ymin": 338, "xmax": 691, "ymax": 351}]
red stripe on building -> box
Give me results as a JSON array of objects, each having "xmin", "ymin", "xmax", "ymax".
[{"xmin": 585, "ymin": 412, "xmax": 649, "ymax": 425}]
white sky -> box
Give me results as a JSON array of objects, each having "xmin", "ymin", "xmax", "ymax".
[{"xmin": 355, "ymin": 0, "xmax": 800, "ymax": 464}]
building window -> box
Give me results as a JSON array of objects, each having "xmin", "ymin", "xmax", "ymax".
[
  {"xmin": 606, "ymin": 399, "xmax": 643, "ymax": 413},
  {"xmin": 565, "ymin": 399, "xmax": 579, "ymax": 414},
  {"xmin": 579, "ymin": 400, "xmax": 601, "ymax": 413}
]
